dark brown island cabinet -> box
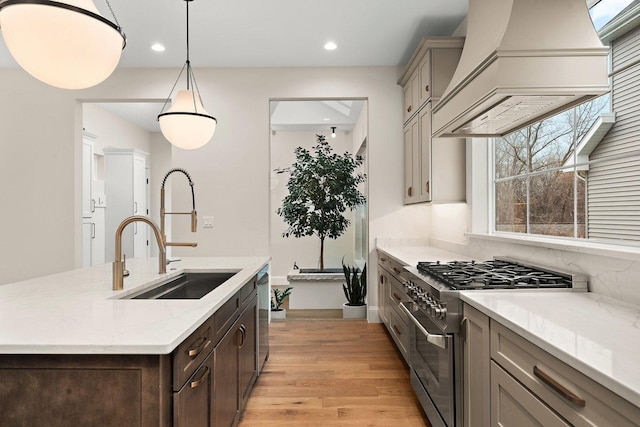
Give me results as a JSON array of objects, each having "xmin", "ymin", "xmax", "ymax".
[{"xmin": 0, "ymin": 276, "xmax": 259, "ymax": 427}]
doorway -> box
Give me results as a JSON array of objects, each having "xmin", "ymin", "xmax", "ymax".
[{"xmin": 269, "ymin": 99, "xmax": 369, "ymax": 309}]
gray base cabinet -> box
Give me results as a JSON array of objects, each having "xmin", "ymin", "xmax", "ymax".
[
  {"xmin": 463, "ymin": 302, "xmax": 640, "ymax": 427},
  {"xmin": 377, "ymin": 251, "xmax": 411, "ymax": 363},
  {"xmin": 0, "ymin": 277, "xmax": 259, "ymax": 427}
]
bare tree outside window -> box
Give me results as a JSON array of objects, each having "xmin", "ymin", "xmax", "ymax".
[{"xmin": 494, "ymin": 95, "xmax": 609, "ymax": 237}]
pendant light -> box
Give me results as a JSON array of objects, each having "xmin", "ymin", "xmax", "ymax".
[
  {"xmin": 158, "ymin": 0, "xmax": 216, "ymax": 150},
  {"xmin": 331, "ymin": 127, "xmax": 337, "ymax": 138},
  {"xmin": 0, "ymin": 0, "xmax": 126, "ymax": 90}
]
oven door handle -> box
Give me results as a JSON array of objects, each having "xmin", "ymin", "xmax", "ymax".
[{"xmin": 400, "ymin": 302, "xmax": 448, "ymax": 350}]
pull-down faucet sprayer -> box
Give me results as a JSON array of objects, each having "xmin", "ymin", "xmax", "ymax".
[{"xmin": 161, "ymin": 168, "xmax": 198, "ymax": 247}]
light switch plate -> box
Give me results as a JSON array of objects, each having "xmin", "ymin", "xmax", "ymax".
[{"xmin": 203, "ymin": 216, "xmax": 214, "ymax": 228}]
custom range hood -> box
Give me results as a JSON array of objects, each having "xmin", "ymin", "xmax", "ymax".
[{"xmin": 432, "ymin": 0, "xmax": 610, "ymax": 137}]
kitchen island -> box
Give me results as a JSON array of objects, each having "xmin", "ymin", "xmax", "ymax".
[{"xmin": 0, "ymin": 256, "xmax": 270, "ymax": 427}]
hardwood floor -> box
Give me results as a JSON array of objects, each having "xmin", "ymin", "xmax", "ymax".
[{"xmin": 239, "ymin": 319, "xmax": 431, "ymax": 427}]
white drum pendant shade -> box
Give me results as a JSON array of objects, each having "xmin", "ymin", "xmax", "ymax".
[
  {"xmin": 0, "ymin": 0, "xmax": 125, "ymax": 89},
  {"xmin": 158, "ymin": 90, "xmax": 217, "ymax": 150}
]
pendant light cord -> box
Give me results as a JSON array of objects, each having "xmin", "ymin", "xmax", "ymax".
[
  {"xmin": 186, "ymin": 0, "xmax": 191, "ymax": 90},
  {"xmin": 104, "ymin": 0, "xmax": 121, "ymax": 30}
]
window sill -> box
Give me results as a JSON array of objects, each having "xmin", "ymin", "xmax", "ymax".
[{"xmin": 467, "ymin": 233, "xmax": 640, "ymax": 262}]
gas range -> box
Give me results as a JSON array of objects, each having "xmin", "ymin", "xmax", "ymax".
[
  {"xmin": 400, "ymin": 257, "xmax": 588, "ymax": 427},
  {"xmin": 401, "ymin": 257, "xmax": 588, "ymax": 334}
]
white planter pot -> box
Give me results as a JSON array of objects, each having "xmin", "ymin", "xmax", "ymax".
[
  {"xmin": 342, "ymin": 303, "xmax": 367, "ymax": 319},
  {"xmin": 271, "ymin": 309, "xmax": 286, "ymax": 319}
]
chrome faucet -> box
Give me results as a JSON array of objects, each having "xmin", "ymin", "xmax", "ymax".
[
  {"xmin": 113, "ymin": 216, "xmax": 166, "ymax": 290},
  {"xmin": 160, "ymin": 168, "xmax": 198, "ymax": 248}
]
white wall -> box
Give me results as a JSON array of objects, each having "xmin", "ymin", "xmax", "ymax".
[
  {"xmin": 82, "ymin": 104, "xmax": 152, "ymax": 156},
  {"xmin": 0, "ymin": 66, "xmax": 431, "ymax": 319},
  {"xmin": 270, "ymin": 130, "xmax": 356, "ymax": 282}
]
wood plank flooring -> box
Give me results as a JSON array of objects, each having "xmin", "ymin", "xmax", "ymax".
[{"xmin": 239, "ymin": 319, "xmax": 431, "ymax": 427}]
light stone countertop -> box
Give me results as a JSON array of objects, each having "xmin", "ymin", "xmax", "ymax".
[
  {"xmin": 376, "ymin": 241, "xmax": 640, "ymax": 407},
  {"xmin": 0, "ymin": 256, "xmax": 269, "ymax": 355}
]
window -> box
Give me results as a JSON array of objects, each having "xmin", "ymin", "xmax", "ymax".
[
  {"xmin": 493, "ymin": 96, "xmax": 610, "ymax": 239},
  {"xmin": 492, "ymin": 1, "xmax": 640, "ymax": 246}
]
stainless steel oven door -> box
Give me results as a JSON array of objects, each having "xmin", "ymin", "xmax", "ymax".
[{"xmin": 401, "ymin": 302, "xmax": 455, "ymax": 427}]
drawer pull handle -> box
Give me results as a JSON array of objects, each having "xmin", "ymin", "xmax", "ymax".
[
  {"xmin": 239, "ymin": 325, "xmax": 247, "ymax": 348},
  {"xmin": 190, "ymin": 366, "xmax": 209, "ymax": 389},
  {"xmin": 425, "ymin": 84, "xmax": 429, "ymax": 93},
  {"xmin": 393, "ymin": 267, "xmax": 401, "ymax": 274},
  {"xmin": 379, "ymin": 275, "xmax": 384, "ymax": 284},
  {"xmin": 407, "ymin": 186, "xmax": 413, "ymax": 197},
  {"xmin": 407, "ymin": 105, "xmax": 412, "ymax": 113},
  {"xmin": 533, "ymin": 366, "xmax": 586, "ymax": 407},
  {"xmin": 187, "ymin": 337, "xmax": 209, "ymax": 358},
  {"xmin": 393, "ymin": 325, "xmax": 402, "ymax": 336},
  {"xmin": 393, "ymin": 293, "xmax": 402, "ymax": 301},
  {"xmin": 380, "ymin": 257, "xmax": 388, "ymax": 262},
  {"xmin": 425, "ymin": 181, "xmax": 430, "ymax": 194}
]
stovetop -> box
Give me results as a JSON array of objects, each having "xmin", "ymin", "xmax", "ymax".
[{"xmin": 416, "ymin": 258, "xmax": 575, "ymax": 290}]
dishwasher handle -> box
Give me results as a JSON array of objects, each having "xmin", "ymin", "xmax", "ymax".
[{"xmin": 400, "ymin": 302, "xmax": 448, "ymax": 350}]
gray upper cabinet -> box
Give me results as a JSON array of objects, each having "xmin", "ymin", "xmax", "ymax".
[{"xmin": 398, "ymin": 37, "xmax": 467, "ymax": 205}]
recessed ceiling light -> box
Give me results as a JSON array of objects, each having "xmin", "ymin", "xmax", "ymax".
[
  {"xmin": 323, "ymin": 117, "xmax": 331, "ymax": 121},
  {"xmin": 151, "ymin": 43, "xmax": 166, "ymax": 52},
  {"xmin": 324, "ymin": 41, "xmax": 337, "ymax": 51}
]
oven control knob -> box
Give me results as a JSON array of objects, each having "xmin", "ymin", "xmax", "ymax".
[{"xmin": 434, "ymin": 305, "xmax": 447, "ymax": 319}]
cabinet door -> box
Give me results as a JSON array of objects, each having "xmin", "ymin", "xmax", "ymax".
[
  {"xmin": 491, "ymin": 361, "xmax": 570, "ymax": 427},
  {"xmin": 82, "ymin": 139, "xmax": 94, "ymax": 218},
  {"xmin": 378, "ymin": 268, "xmax": 390, "ymax": 325},
  {"xmin": 213, "ymin": 322, "xmax": 240, "ymax": 427},
  {"xmin": 403, "ymin": 116, "xmax": 420, "ymax": 204},
  {"xmin": 239, "ymin": 298, "xmax": 257, "ymax": 409},
  {"xmin": 402, "ymin": 72, "xmax": 419, "ymax": 123},
  {"xmin": 462, "ymin": 304, "xmax": 490, "ymax": 427},
  {"xmin": 133, "ymin": 154, "xmax": 148, "ymax": 258},
  {"xmin": 174, "ymin": 354, "xmax": 213, "ymax": 427},
  {"xmin": 418, "ymin": 52, "xmax": 432, "ymax": 107},
  {"xmin": 419, "ymin": 104, "xmax": 432, "ymax": 202}
]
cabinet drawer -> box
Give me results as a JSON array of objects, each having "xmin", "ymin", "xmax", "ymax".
[
  {"xmin": 389, "ymin": 274, "xmax": 410, "ymax": 307},
  {"xmin": 215, "ymin": 290, "xmax": 240, "ymax": 340},
  {"xmin": 491, "ymin": 361, "xmax": 570, "ymax": 427},
  {"xmin": 173, "ymin": 321, "xmax": 214, "ymax": 391},
  {"xmin": 388, "ymin": 303, "xmax": 410, "ymax": 359},
  {"xmin": 239, "ymin": 277, "xmax": 257, "ymax": 307},
  {"xmin": 377, "ymin": 252, "xmax": 390, "ymax": 271},
  {"xmin": 491, "ymin": 321, "xmax": 640, "ymax": 427},
  {"xmin": 388, "ymin": 258, "xmax": 405, "ymax": 278}
]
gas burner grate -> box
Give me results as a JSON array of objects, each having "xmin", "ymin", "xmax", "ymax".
[{"xmin": 416, "ymin": 259, "xmax": 573, "ymax": 290}]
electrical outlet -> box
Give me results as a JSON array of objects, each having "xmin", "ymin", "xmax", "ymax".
[{"xmin": 203, "ymin": 216, "xmax": 214, "ymax": 228}]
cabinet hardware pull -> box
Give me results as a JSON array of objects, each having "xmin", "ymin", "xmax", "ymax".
[
  {"xmin": 380, "ymin": 257, "xmax": 387, "ymax": 262},
  {"xmin": 533, "ymin": 366, "xmax": 586, "ymax": 407},
  {"xmin": 91, "ymin": 223, "xmax": 96, "ymax": 239},
  {"xmin": 379, "ymin": 275, "xmax": 384, "ymax": 284},
  {"xmin": 407, "ymin": 187, "xmax": 413, "ymax": 197},
  {"xmin": 393, "ymin": 293, "xmax": 402, "ymax": 301},
  {"xmin": 239, "ymin": 325, "xmax": 247, "ymax": 348},
  {"xmin": 190, "ymin": 366, "xmax": 209, "ymax": 389},
  {"xmin": 393, "ymin": 325, "xmax": 402, "ymax": 336},
  {"xmin": 407, "ymin": 105, "xmax": 412, "ymax": 113},
  {"xmin": 425, "ymin": 181, "xmax": 430, "ymax": 194},
  {"xmin": 91, "ymin": 198, "xmax": 96, "ymax": 213},
  {"xmin": 393, "ymin": 267, "xmax": 401, "ymax": 274},
  {"xmin": 134, "ymin": 201, "xmax": 138, "ymax": 213},
  {"xmin": 461, "ymin": 318, "xmax": 468, "ymax": 343},
  {"xmin": 425, "ymin": 84, "xmax": 429, "ymax": 93},
  {"xmin": 187, "ymin": 336, "xmax": 209, "ymax": 358}
]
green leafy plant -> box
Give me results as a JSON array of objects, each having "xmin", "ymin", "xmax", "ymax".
[
  {"xmin": 275, "ymin": 134, "xmax": 366, "ymax": 271},
  {"xmin": 271, "ymin": 287, "xmax": 293, "ymax": 311},
  {"xmin": 342, "ymin": 260, "xmax": 367, "ymax": 306}
]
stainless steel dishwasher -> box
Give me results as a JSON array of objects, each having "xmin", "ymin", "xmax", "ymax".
[{"xmin": 257, "ymin": 265, "xmax": 270, "ymax": 373}]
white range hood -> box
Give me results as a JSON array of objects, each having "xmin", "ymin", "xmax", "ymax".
[{"xmin": 432, "ymin": 0, "xmax": 610, "ymax": 138}]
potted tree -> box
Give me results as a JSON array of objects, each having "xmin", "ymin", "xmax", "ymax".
[
  {"xmin": 342, "ymin": 260, "xmax": 367, "ymax": 319},
  {"xmin": 270, "ymin": 287, "xmax": 292, "ymax": 319},
  {"xmin": 275, "ymin": 134, "xmax": 366, "ymax": 272}
]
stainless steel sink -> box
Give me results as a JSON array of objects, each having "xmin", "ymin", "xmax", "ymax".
[{"xmin": 125, "ymin": 271, "xmax": 239, "ymax": 300}]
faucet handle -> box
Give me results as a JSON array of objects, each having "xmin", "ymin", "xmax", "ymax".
[{"xmin": 123, "ymin": 253, "xmax": 130, "ymax": 277}]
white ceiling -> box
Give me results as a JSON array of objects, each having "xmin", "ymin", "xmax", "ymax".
[{"xmin": 0, "ymin": 0, "xmax": 468, "ymax": 132}]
